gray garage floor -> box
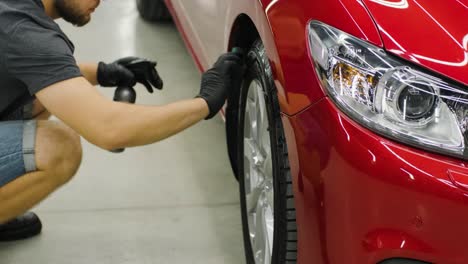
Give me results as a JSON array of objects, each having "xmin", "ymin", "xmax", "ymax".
[{"xmin": 0, "ymin": 2, "xmax": 244, "ymax": 264}]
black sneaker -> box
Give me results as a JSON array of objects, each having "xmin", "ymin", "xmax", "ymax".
[{"xmin": 0, "ymin": 212, "xmax": 42, "ymax": 242}]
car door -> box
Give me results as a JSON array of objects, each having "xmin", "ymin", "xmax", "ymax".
[{"xmin": 169, "ymin": 0, "xmax": 228, "ymax": 69}]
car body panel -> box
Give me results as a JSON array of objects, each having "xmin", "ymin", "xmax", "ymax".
[
  {"xmin": 167, "ymin": 0, "xmax": 383, "ymax": 115},
  {"xmin": 362, "ymin": 0, "xmax": 468, "ymax": 86},
  {"xmin": 286, "ymin": 98, "xmax": 468, "ymax": 263},
  {"xmin": 163, "ymin": 0, "xmax": 468, "ymax": 263}
]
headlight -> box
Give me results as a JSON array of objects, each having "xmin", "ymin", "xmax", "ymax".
[{"xmin": 308, "ymin": 21, "xmax": 468, "ymax": 159}]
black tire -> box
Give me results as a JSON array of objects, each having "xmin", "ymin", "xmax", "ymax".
[
  {"xmin": 238, "ymin": 40, "xmax": 298, "ymax": 263},
  {"xmin": 136, "ymin": 0, "xmax": 171, "ymax": 22}
]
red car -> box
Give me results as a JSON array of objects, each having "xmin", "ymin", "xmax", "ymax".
[{"xmin": 136, "ymin": 0, "xmax": 468, "ymax": 263}]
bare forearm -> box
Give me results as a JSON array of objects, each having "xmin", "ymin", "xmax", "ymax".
[
  {"xmin": 109, "ymin": 98, "xmax": 210, "ymax": 148},
  {"xmin": 78, "ymin": 63, "xmax": 98, "ymax": 85},
  {"xmin": 36, "ymin": 77, "xmax": 211, "ymax": 151}
]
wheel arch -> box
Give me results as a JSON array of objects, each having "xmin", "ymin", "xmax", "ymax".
[
  {"xmin": 223, "ymin": 3, "xmax": 290, "ymax": 112},
  {"xmin": 223, "ymin": 3, "xmax": 305, "ymax": 263},
  {"xmin": 223, "ymin": 2, "xmax": 302, "ymax": 197},
  {"xmin": 224, "ymin": 14, "xmax": 261, "ymax": 180},
  {"xmin": 227, "ymin": 14, "xmax": 260, "ymax": 53},
  {"xmin": 224, "ymin": 12, "xmax": 287, "ymax": 180}
]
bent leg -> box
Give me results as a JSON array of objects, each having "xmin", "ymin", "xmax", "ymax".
[
  {"xmin": 31, "ymin": 100, "xmax": 51, "ymax": 120},
  {"xmin": 0, "ymin": 120, "xmax": 82, "ymax": 223}
]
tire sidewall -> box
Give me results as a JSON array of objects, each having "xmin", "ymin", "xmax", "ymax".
[{"xmin": 238, "ymin": 42, "xmax": 282, "ymax": 264}]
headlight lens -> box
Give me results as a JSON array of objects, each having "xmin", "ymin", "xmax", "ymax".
[{"xmin": 308, "ymin": 21, "xmax": 468, "ymax": 159}]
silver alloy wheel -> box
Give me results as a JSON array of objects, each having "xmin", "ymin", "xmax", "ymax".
[{"xmin": 243, "ymin": 79, "xmax": 274, "ymax": 264}]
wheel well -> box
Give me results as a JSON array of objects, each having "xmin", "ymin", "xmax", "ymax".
[
  {"xmin": 225, "ymin": 15, "xmax": 260, "ymax": 180},
  {"xmin": 228, "ymin": 14, "xmax": 260, "ymax": 51}
]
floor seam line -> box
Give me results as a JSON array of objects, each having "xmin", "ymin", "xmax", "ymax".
[{"xmin": 38, "ymin": 202, "xmax": 240, "ymax": 214}]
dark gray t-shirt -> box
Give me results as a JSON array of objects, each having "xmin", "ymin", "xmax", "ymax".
[{"xmin": 0, "ymin": 0, "xmax": 82, "ymax": 116}]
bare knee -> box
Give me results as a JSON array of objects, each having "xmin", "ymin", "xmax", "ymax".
[{"xmin": 35, "ymin": 121, "xmax": 83, "ymax": 186}]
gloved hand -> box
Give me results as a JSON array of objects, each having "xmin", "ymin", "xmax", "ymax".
[
  {"xmin": 198, "ymin": 52, "xmax": 243, "ymax": 119},
  {"xmin": 97, "ymin": 57, "xmax": 163, "ymax": 92}
]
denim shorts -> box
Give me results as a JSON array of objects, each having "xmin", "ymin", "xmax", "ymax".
[{"xmin": 0, "ymin": 102, "xmax": 37, "ymax": 187}]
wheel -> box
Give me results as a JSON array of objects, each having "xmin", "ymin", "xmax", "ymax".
[
  {"xmin": 238, "ymin": 40, "xmax": 298, "ymax": 264},
  {"xmin": 136, "ymin": 0, "xmax": 171, "ymax": 22}
]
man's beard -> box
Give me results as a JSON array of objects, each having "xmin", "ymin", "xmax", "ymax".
[{"xmin": 54, "ymin": 0, "xmax": 90, "ymax": 27}]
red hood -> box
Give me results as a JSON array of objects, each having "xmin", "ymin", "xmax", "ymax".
[{"xmin": 362, "ymin": 0, "xmax": 468, "ymax": 85}]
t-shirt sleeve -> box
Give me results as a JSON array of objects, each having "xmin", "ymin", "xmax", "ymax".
[{"xmin": 5, "ymin": 21, "xmax": 82, "ymax": 95}]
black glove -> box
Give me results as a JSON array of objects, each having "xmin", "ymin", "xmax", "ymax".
[
  {"xmin": 97, "ymin": 57, "xmax": 163, "ymax": 92},
  {"xmin": 198, "ymin": 52, "xmax": 243, "ymax": 119}
]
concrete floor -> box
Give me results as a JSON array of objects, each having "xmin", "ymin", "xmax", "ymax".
[{"xmin": 0, "ymin": 2, "xmax": 244, "ymax": 264}]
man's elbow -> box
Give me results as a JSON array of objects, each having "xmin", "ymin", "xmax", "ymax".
[{"xmin": 88, "ymin": 126, "xmax": 131, "ymax": 151}]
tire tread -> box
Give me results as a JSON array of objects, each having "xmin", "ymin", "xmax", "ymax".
[
  {"xmin": 238, "ymin": 40, "xmax": 297, "ymax": 264},
  {"xmin": 251, "ymin": 40, "xmax": 298, "ymax": 263}
]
